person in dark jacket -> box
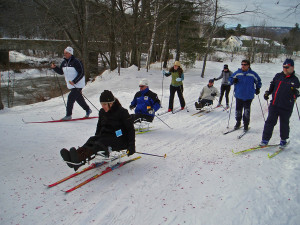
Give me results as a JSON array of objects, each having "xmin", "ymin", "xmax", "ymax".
[
  {"xmin": 214, "ymin": 64, "xmax": 233, "ymax": 108},
  {"xmin": 229, "ymin": 60, "xmax": 262, "ymax": 131},
  {"xmin": 130, "ymin": 78, "xmax": 161, "ymax": 123},
  {"xmin": 260, "ymin": 59, "xmax": 300, "ymax": 147},
  {"xmin": 60, "ymin": 90, "xmax": 135, "ymax": 171},
  {"xmin": 51, "ymin": 46, "xmax": 92, "ymax": 120},
  {"xmin": 163, "ymin": 61, "xmax": 186, "ymax": 112}
]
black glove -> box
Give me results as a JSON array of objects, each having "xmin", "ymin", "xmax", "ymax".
[
  {"xmin": 129, "ymin": 105, "xmax": 135, "ymax": 110},
  {"xmin": 211, "ymin": 92, "xmax": 217, "ymax": 97},
  {"xmin": 147, "ymin": 107, "xmax": 154, "ymax": 114},
  {"xmin": 264, "ymin": 91, "xmax": 269, "ymax": 100},
  {"xmin": 213, "ymin": 78, "xmax": 217, "ymax": 81},
  {"xmin": 291, "ymin": 87, "xmax": 300, "ymax": 97},
  {"xmin": 233, "ymin": 78, "xmax": 239, "ymax": 84},
  {"xmin": 255, "ymin": 88, "xmax": 260, "ymax": 95},
  {"xmin": 127, "ymin": 147, "xmax": 135, "ymax": 156}
]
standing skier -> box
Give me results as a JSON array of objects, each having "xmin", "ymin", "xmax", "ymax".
[
  {"xmin": 260, "ymin": 59, "xmax": 300, "ymax": 147},
  {"xmin": 60, "ymin": 90, "xmax": 135, "ymax": 171},
  {"xmin": 163, "ymin": 61, "xmax": 186, "ymax": 112},
  {"xmin": 51, "ymin": 47, "xmax": 92, "ymax": 120},
  {"xmin": 195, "ymin": 79, "xmax": 219, "ymax": 109},
  {"xmin": 228, "ymin": 60, "xmax": 262, "ymax": 131},
  {"xmin": 129, "ymin": 78, "xmax": 161, "ymax": 123},
  {"xmin": 51, "ymin": 46, "xmax": 92, "ymax": 120},
  {"xmin": 214, "ymin": 64, "xmax": 233, "ymax": 108}
]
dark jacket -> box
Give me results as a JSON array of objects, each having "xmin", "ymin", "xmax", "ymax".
[
  {"xmin": 130, "ymin": 88, "xmax": 161, "ymax": 117},
  {"xmin": 269, "ymin": 71, "xmax": 300, "ymax": 111},
  {"xmin": 95, "ymin": 99, "xmax": 135, "ymax": 152}
]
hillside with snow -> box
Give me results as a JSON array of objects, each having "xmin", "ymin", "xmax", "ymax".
[{"xmin": 1, "ymin": 58, "xmax": 300, "ymax": 225}]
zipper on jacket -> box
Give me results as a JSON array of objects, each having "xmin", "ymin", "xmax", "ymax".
[{"xmin": 272, "ymin": 81, "xmax": 282, "ymax": 105}]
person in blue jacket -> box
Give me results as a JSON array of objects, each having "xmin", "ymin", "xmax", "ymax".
[
  {"xmin": 229, "ymin": 60, "xmax": 262, "ymax": 131},
  {"xmin": 51, "ymin": 46, "xmax": 92, "ymax": 120},
  {"xmin": 260, "ymin": 59, "xmax": 300, "ymax": 147},
  {"xmin": 129, "ymin": 78, "xmax": 161, "ymax": 123}
]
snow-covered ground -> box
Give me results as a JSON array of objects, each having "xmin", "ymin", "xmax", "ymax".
[{"xmin": 1, "ymin": 57, "xmax": 300, "ymax": 225}]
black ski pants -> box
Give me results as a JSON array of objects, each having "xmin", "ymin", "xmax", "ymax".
[
  {"xmin": 168, "ymin": 85, "xmax": 185, "ymax": 110},
  {"xmin": 262, "ymin": 105, "xmax": 292, "ymax": 141},
  {"xmin": 235, "ymin": 98, "xmax": 253, "ymax": 125},
  {"xmin": 66, "ymin": 88, "xmax": 90, "ymax": 116},
  {"xmin": 219, "ymin": 84, "xmax": 231, "ymax": 105}
]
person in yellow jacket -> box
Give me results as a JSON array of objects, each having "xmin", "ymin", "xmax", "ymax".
[{"xmin": 163, "ymin": 61, "xmax": 186, "ymax": 112}]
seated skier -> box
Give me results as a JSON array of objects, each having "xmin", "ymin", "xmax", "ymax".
[
  {"xmin": 129, "ymin": 78, "xmax": 161, "ymax": 123},
  {"xmin": 60, "ymin": 90, "xmax": 135, "ymax": 171},
  {"xmin": 195, "ymin": 79, "xmax": 220, "ymax": 110}
]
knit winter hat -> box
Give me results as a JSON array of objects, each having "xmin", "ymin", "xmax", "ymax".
[
  {"xmin": 139, "ymin": 78, "xmax": 149, "ymax": 86},
  {"xmin": 64, "ymin": 46, "xmax": 74, "ymax": 55},
  {"xmin": 283, "ymin": 59, "xmax": 294, "ymax": 67},
  {"xmin": 174, "ymin": 61, "xmax": 181, "ymax": 67},
  {"xmin": 224, "ymin": 64, "xmax": 228, "ymax": 69},
  {"xmin": 209, "ymin": 79, "xmax": 214, "ymax": 83},
  {"xmin": 100, "ymin": 90, "xmax": 115, "ymax": 103}
]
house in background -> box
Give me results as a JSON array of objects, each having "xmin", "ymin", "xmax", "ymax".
[{"xmin": 212, "ymin": 35, "xmax": 284, "ymax": 53}]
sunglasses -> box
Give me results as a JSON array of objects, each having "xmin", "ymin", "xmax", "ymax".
[
  {"xmin": 283, "ymin": 66, "xmax": 290, "ymax": 69},
  {"xmin": 241, "ymin": 64, "xmax": 249, "ymax": 66},
  {"xmin": 139, "ymin": 85, "xmax": 146, "ymax": 88}
]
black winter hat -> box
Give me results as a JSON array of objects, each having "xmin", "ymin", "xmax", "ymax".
[
  {"xmin": 100, "ymin": 90, "xmax": 115, "ymax": 103},
  {"xmin": 224, "ymin": 64, "xmax": 228, "ymax": 69}
]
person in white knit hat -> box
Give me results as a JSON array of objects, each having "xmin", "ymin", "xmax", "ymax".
[
  {"xmin": 129, "ymin": 78, "xmax": 161, "ymax": 123},
  {"xmin": 51, "ymin": 46, "xmax": 91, "ymax": 120}
]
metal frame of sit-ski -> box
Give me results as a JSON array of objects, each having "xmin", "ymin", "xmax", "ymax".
[{"xmin": 134, "ymin": 118, "xmax": 151, "ymax": 132}]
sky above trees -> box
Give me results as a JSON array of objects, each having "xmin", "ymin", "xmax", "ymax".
[{"xmin": 220, "ymin": 0, "xmax": 300, "ymax": 27}]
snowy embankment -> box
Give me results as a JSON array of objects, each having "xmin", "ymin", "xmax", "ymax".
[{"xmin": 1, "ymin": 59, "xmax": 300, "ymax": 225}]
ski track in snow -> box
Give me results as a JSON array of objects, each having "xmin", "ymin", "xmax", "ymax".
[{"xmin": 1, "ymin": 59, "xmax": 300, "ymax": 225}]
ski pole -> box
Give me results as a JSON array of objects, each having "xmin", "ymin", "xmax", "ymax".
[
  {"xmin": 295, "ymin": 100, "xmax": 300, "ymax": 120},
  {"xmin": 155, "ymin": 114, "xmax": 173, "ymax": 129},
  {"xmin": 257, "ymin": 95, "xmax": 266, "ymax": 122},
  {"xmin": 135, "ymin": 151, "xmax": 167, "ymax": 158},
  {"xmin": 161, "ymin": 70, "xmax": 164, "ymax": 107},
  {"xmin": 51, "ymin": 67, "xmax": 67, "ymax": 108},
  {"xmin": 71, "ymin": 83, "xmax": 99, "ymax": 112},
  {"xmin": 226, "ymin": 93, "xmax": 234, "ymax": 128}
]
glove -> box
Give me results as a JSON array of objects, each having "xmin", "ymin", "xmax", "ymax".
[
  {"xmin": 213, "ymin": 78, "xmax": 217, "ymax": 81},
  {"xmin": 176, "ymin": 77, "xmax": 182, "ymax": 82},
  {"xmin": 264, "ymin": 91, "xmax": 269, "ymax": 100},
  {"xmin": 233, "ymin": 78, "xmax": 239, "ymax": 84},
  {"xmin": 127, "ymin": 147, "xmax": 135, "ymax": 156},
  {"xmin": 255, "ymin": 88, "xmax": 260, "ymax": 95},
  {"xmin": 129, "ymin": 105, "xmax": 135, "ymax": 110},
  {"xmin": 211, "ymin": 92, "xmax": 217, "ymax": 97},
  {"xmin": 147, "ymin": 108, "xmax": 154, "ymax": 114},
  {"xmin": 291, "ymin": 87, "xmax": 300, "ymax": 97}
]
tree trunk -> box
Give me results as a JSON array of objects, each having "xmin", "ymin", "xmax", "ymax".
[
  {"xmin": 109, "ymin": 0, "xmax": 117, "ymax": 70},
  {"xmin": 201, "ymin": 0, "xmax": 218, "ymax": 78},
  {"xmin": 175, "ymin": 1, "xmax": 182, "ymax": 61},
  {"xmin": 0, "ymin": 76, "xmax": 4, "ymax": 109},
  {"xmin": 146, "ymin": 1, "xmax": 159, "ymax": 71}
]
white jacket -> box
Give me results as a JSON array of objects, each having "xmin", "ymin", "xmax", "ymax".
[{"xmin": 199, "ymin": 85, "xmax": 220, "ymax": 100}]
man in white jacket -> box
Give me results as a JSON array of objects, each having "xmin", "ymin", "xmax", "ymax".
[
  {"xmin": 195, "ymin": 79, "xmax": 220, "ymax": 110},
  {"xmin": 51, "ymin": 46, "xmax": 92, "ymax": 120}
]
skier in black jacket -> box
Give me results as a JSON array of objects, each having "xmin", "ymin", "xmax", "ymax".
[
  {"xmin": 260, "ymin": 59, "xmax": 300, "ymax": 147},
  {"xmin": 60, "ymin": 90, "xmax": 135, "ymax": 171}
]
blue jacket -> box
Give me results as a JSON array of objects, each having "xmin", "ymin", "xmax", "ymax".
[
  {"xmin": 130, "ymin": 88, "xmax": 161, "ymax": 117},
  {"xmin": 269, "ymin": 71, "xmax": 300, "ymax": 111},
  {"xmin": 229, "ymin": 68, "xmax": 262, "ymax": 100}
]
